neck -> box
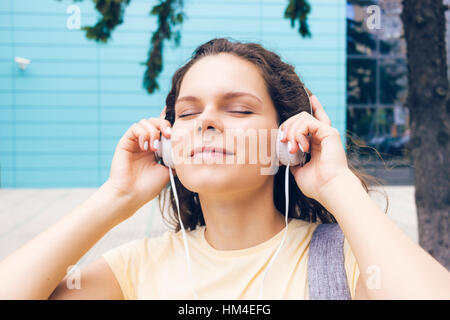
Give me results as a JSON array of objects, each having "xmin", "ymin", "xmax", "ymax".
[{"xmin": 199, "ymin": 179, "xmax": 289, "ymax": 250}]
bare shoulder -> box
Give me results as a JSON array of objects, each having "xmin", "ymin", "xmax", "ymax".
[{"xmin": 48, "ymin": 256, "xmax": 123, "ymax": 300}]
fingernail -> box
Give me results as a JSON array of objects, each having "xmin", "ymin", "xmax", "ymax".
[
  {"xmin": 298, "ymin": 143, "xmax": 304, "ymax": 153},
  {"xmin": 153, "ymin": 139, "xmax": 159, "ymax": 150},
  {"xmin": 143, "ymin": 140, "xmax": 148, "ymax": 151},
  {"xmin": 287, "ymin": 141, "xmax": 292, "ymax": 152},
  {"xmin": 165, "ymin": 127, "xmax": 171, "ymax": 135}
]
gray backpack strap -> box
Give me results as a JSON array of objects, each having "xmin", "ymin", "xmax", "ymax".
[{"xmin": 307, "ymin": 223, "xmax": 351, "ymax": 300}]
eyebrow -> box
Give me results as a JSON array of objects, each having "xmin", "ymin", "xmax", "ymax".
[{"xmin": 175, "ymin": 91, "xmax": 263, "ymax": 105}]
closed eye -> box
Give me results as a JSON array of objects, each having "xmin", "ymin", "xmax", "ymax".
[
  {"xmin": 231, "ymin": 111, "xmax": 253, "ymax": 114},
  {"xmin": 178, "ymin": 111, "xmax": 253, "ymax": 118},
  {"xmin": 178, "ymin": 113, "xmax": 198, "ymax": 118}
]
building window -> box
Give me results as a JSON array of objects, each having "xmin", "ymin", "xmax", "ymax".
[{"xmin": 347, "ymin": 0, "xmax": 411, "ymax": 169}]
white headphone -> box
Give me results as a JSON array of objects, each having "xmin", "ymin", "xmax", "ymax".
[{"xmin": 154, "ymin": 86, "xmax": 312, "ymax": 299}]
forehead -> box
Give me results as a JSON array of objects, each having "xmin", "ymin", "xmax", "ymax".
[{"xmin": 177, "ymin": 53, "xmax": 268, "ymax": 103}]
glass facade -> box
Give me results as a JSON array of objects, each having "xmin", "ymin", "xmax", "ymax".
[{"xmin": 346, "ymin": 0, "xmax": 411, "ymax": 171}]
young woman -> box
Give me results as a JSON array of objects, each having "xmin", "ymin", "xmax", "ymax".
[{"xmin": 0, "ymin": 38, "xmax": 448, "ymax": 300}]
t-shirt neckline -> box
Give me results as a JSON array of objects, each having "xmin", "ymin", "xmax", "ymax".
[{"xmin": 199, "ymin": 218, "xmax": 294, "ymax": 258}]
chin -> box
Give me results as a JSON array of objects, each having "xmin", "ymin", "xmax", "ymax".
[{"xmin": 176, "ymin": 166, "xmax": 242, "ymax": 194}]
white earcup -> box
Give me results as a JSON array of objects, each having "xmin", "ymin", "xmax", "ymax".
[
  {"xmin": 155, "ymin": 134, "xmax": 174, "ymax": 168},
  {"xmin": 276, "ymin": 127, "xmax": 306, "ymax": 166}
]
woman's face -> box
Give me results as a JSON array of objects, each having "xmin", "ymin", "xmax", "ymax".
[{"xmin": 171, "ymin": 53, "xmax": 279, "ymax": 195}]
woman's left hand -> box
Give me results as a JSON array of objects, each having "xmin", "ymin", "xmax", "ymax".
[{"xmin": 279, "ymin": 95, "xmax": 351, "ymax": 204}]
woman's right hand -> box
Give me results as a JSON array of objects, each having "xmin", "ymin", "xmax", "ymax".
[{"xmin": 105, "ymin": 106, "xmax": 172, "ymax": 215}]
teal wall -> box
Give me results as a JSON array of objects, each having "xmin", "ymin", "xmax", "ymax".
[{"xmin": 0, "ymin": 0, "xmax": 346, "ymax": 188}]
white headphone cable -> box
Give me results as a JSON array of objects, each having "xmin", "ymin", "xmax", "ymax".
[
  {"xmin": 258, "ymin": 162, "xmax": 290, "ymax": 300},
  {"xmin": 169, "ymin": 167, "xmax": 199, "ymax": 300}
]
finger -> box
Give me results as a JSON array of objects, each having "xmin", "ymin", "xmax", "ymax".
[
  {"xmin": 123, "ymin": 122, "xmax": 151, "ymax": 152},
  {"xmin": 295, "ymin": 116, "xmax": 340, "ymax": 151},
  {"xmin": 284, "ymin": 112, "xmax": 313, "ymax": 154},
  {"xmin": 279, "ymin": 117, "xmax": 297, "ymax": 143},
  {"xmin": 289, "ymin": 119, "xmax": 311, "ymax": 153},
  {"xmin": 148, "ymin": 117, "xmax": 172, "ymax": 139},
  {"xmin": 138, "ymin": 119, "xmax": 160, "ymax": 152},
  {"xmin": 140, "ymin": 118, "xmax": 173, "ymax": 152},
  {"xmin": 286, "ymin": 112, "xmax": 335, "ymax": 153},
  {"xmin": 310, "ymin": 95, "xmax": 331, "ymax": 126}
]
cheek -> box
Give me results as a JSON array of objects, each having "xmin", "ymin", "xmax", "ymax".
[
  {"xmin": 236, "ymin": 128, "xmax": 277, "ymax": 167},
  {"xmin": 170, "ymin": 128, "xmax": 195, "ymax": 159}
]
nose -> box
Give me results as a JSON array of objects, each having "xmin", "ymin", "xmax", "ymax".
[
  {"xmin": 198, "ymin": 125, "xmax": 215, "ymax": 132},
  {"xmin": 194, "ymin": 106, "xmax": 223, "ymax": 134}
]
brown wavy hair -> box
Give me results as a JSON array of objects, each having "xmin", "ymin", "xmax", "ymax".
[{"xmin": 158, "ymin": 37, "xmax": 384, "ymax": 232}]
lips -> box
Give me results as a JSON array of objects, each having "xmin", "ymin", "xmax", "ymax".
[{"xmin": 190, "ymin": 146, "xmax": 234, "ymax": 157}]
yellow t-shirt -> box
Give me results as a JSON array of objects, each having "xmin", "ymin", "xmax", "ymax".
[{"xmin": 102, "ymin": 218, "xmax": 361, "ymax": 300}]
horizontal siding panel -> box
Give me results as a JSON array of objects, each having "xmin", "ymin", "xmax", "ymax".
[
  {"xmin": 100, "ymin": 108, "xmax": 153, "ymax": 122},
  {"xmin": 303, "ymin": 78, "xmax": 344, "ymax": 92},
  {"xmin": 295, "ymin": 63, "xmax": 345, "ymax": 76},
  {"xmin": 0, "ymin": 172, "xmax": 14, "ymax": 187},
  {"xmin": 0, "ymin": 123, "xmax": 13, "ymax": 137},
  {"xmin": 14, "ymin": 123, "xmax": 98, "ymax": 137},
  {"xmin": 0, "ymin": 154, "xmax": 14, "ymax": 167},
  {"xmin": 0, "ymin": 107, "xmax": 14, "ymax": 122},
  {"xmin": 0, "ymin": 77, "xmax": 12, "ymax": 90},
  {"xmin": 98, "ymin": 47, "xmax": 148, "ymax": 62},
  {"xmin": 10, "ymin": 29, "xmax": 165, "ymax": 47},
  {"xmin": 2, "ymin": 0, "xmax": 346, "ymax": 187},
  {"xmin": 11, "ymin": 12, "xmax": 98, "ymax": 29},
  {"xmin": 14, "ymin": 169, "xmax": 99, "ymax": 187},
  {"xmin": 0, "ymin": 138, "xmax": 15, "ymax": 153},
  {"xmin": 13, "ymin": 30, "xmax": 100, "ymax": 46},
  {"xmin": 100, "ymin": 138, "xmax": 120, "ymax": 152},
  {"xmin": 14, "ymin": 107, "xmax": 98, "ymax": 122},
  {"xmin": 0, "ymin": 93, "xmax": 13, "ymax": 106},
  {"xmin": 186, "ymin": 3, "xmax": 262, "ymax": 19},
  {"xmin": 120, "ymin": 1, "xmax": 152, "ymax": 16},
  {"xmin": 4, "ymin": 15, "xmax": 155, "ymax": 31},
  {"xmin": 14, "ymin": 77, "xmax": 98, "ymax": 91},
  {"xmin": 14, "ymin": 138, "xmax": 99, "ymax": 153},
  {"xmin": 0, "ymin": 30, "xmax": 12, "ymax": 42},
  {"xmin": 12, "ymin": 0, "xmax": 96, "ymax": 14},
  {"xmin": 183, "ymin": 19, "xmax": 259, "ymax": 34},
  {"xmin": 100, "ymin": 123, "xmax": 134, "ymax": 137},
  {"xmin": 12, "ymin": 45, "xmax": 98, "ymax": 60},
  {"xmin": 100, "ymin": 77, "xmax": 146, "ymax": 92},
  {"xmin": 106, "ymin": 31, "xmax": 152, "ymax": 45},
  {"xmin": 99, "ymin": 63, "xmax": 147, "ymax": 77},
  {"xmin": 0, "ymin": 45, "xmax": 13, "ymax": 59},
  {"xmin": 100, "ymin": 93, "xmax": 158, "ymax": 108},
  {"xmin": 262, "ymin": 19, "xmax": 344, "ymax": 35},
  {"xmin": 277, "ymin": 50, "xmax": 344, "ymax": 65},
  {"xmin": 3, "ymin": 61, "xmax": 99, "ymax": 77},
  {"xmin": 262, "ymin": 2, "xmax": 343, "ymax": 20},
  {"xmin": 0, "ymin": 2, "xmax": 11, "ymax": 11},
  {"xmin": 0, "ymin": 61, "xmax": 179, "ymax": 78},
  {"xmin": 262, "ymin": 33, "xmax": 346, "ymax": 49},
  {"xmin": 14, "ymin": 92, "xmax": 98, "ymax": 106},
  {"xmin": 0, "ymin": 62, "xmax": 18, "ymax": 75},
  {"xmin": 15, "ymin": 154, "xmax": 98, "ymax": 168},
  {"xmin": 0, "ymin": 108, "xmax": 13, "ymax": 121}
]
